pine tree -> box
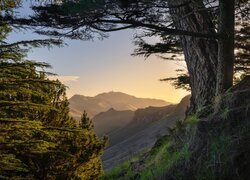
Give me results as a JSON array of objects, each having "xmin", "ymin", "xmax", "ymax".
[
  {"xmin": 0, "ymin": 1, "xmax": 107, "ymax": 178},
  {"xmin": 80, "ymin": 110, "xmax": 94, "ymax": 130},
  {"xmin": 0, "ymin": 57, "xmax": 107, "ymax": 179}
]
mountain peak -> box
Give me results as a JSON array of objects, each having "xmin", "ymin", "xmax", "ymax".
[
  {"xmin": 69, "ymin": 91, "xmax": 171, "ymax": 118},
  {"xmin": 107, "ymin": 107, "xmax": 116, "ymax": 112},
  {"xmin": 95, "ymin": 91, "xmax": 132, "ymax": 98}
]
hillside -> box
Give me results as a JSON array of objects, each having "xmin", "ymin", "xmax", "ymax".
[
  {"xmin": 69, "ymin": 91, "xmax": 170, "ymax": 118},
  {"xmin": 102, "ymin": 95, "xmax": 191, "ymax": 171},
  {"xmin": 92, "ymin": 108, "xmax": 134, "ymax": 136},
  {"xmin": 104, "ymin": 77, "xmax": 250, "ymax": 179}
]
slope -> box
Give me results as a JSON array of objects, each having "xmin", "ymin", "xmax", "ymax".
[
  {"xmin": 92, "ymin": 108, "xmax": 134, "ymax": 136},
  {"xmin": 104, "ymin": 76, "xmax": 250, "ymax": 180},
  {"xmin": 102, "ymin": 95, "xmax": 191, "ymax": 171},
  {"xmin": 69, "ymin": 91, "xmax": 170, "ymax": 118}
]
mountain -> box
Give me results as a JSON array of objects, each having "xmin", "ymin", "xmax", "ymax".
[
  {"xmin": 102, "ymin": 95, "xmax": 191, "ymax": 171},
  {"xmin": 107, "ymin": 104, "xmax": 176, "ymax": 147},
  {"xmin": 92, "ymin": 108, "xmax": 134, "ymax": 136},
  {"xmin": 69, "ymin": 91, "xmax": 170, "ymax": 118},
  {"xmin": 132, "ymin": 105, "xmax": 176, "ymax": 124},
  {"xmin": 104, "ymin": 77, "xmax": 250, "ymax": 180}
]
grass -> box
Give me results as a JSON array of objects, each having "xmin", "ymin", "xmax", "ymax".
[
  {"xmin": 102, "ymin": 114, "xmax": 197, "ymax": 180},
  {"xmin": 103, "ymin": 135, "xmax": 191, "ymax": 180},
  {"xmin": 185, "ymin": 114, "xmax": 199, "ymax": 126},
  {"xmin": 101, "ymin": 155, "xmax": 139, "ymax": 180},
  {"xmin": 139, "ymin": 141, "xmax": 190, "ymax": 180},
  {"xmin": 222, "ymin": 107, "xmax": 230, "ymax": 119},
  {"xmin": 102, "ymin": 108, "xmax": 249, "ymax": 180},
  {"xmin": 195, "ymin": 133, "xmax": 234, "ymax": 180}
]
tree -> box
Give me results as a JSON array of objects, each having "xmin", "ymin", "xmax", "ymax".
[
  {"xmin": 80, "ymin": 110, "xmax": 94, "ymax": 130},
  {"xmin": 0, "ymin": 57, "xmax": 107, "ymax": 179},
  {"xmin": 9, "ymin": 0, "xmax": 243, "ymax": 114},
  {"xmin": 134, "ymin": 1, "xmax": 249, "ymax": 91},
  {"xmin": 164, "ymin": 0, "xmax": 218, "ymax": 114},
  {"xmin": 216, "ymin": 0, "xmax": 235, "ymax": 95},
  {"xmin": 0, "ymin": 1, "xmax": 107, "ymax": 178}
]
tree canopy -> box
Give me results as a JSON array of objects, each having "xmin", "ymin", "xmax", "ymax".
[
  {"xmin": 12, "ymin": 0, "xmax": 248, "ymax": 114},
  {"xmin": 0, "ymin": 1, "xmax": 107, "ymax": 178}
]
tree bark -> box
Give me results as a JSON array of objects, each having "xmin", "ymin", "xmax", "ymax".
[
  {"xmin": 168, "ymin": 0, "xmax": 218, "ymax": 115},
  {"xmin": 216, "ymin": 0, "xmax": 235, "ymax": 95}
]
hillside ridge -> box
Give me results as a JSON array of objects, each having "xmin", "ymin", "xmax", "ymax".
[{"xmin": 69, "ymin": 91, "xmax": 171, "ymax": 118}]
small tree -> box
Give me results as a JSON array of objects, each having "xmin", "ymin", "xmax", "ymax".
[{"xmin": 80, "ymin": 110, "xmax": 94, "ymax": 130}]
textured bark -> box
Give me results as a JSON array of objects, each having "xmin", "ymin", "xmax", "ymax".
[
  {"xmin": 168, "ymin": 0, "xmax": 218, "ymax": 114},
  {"xmin": 216, "ymin": 0, "xmax": 235, "ymax": 95}
]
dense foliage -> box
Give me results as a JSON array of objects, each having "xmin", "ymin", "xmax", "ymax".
[
  {"xmin": 0, "ymin": 56, "xmax": 107, "ymax": 179},
  {"xmin": 0, "ymin": 1, "xmax": 107, "ymax": 179}
]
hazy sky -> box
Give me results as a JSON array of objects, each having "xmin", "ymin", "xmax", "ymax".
[{"xmin": 9, "ymin": 5, "xmax": 189, "ymax": 103}]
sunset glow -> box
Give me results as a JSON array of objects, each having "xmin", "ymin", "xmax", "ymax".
[{"xmin": 12, "ymin": 30, "xmax": 189, "ymax": 103}]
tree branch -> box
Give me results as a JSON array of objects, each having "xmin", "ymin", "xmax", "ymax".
[{"xmin": 98, "ymin": 19, "xmax": 220, "ymax": 39}]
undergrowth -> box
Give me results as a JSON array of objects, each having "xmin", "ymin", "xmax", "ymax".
[
  {"xmin": 194, "ymin": 134, "xmax": 234, "ymax": 180},
  {"xmin": 101, "ymin": 156, "xmax": 139, "ymax": 180},
  {"xmin": 102, "ymin": 110, "xmax": 249, "ymax": 180},
  {"xmin": 139, "ymin": 140, "xmax": 190, "ymax": 180}
]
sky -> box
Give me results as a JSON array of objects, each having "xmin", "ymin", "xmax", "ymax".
[{"xmin": 9, "ymin": 3, "xmax": 189, "ymax": 103}]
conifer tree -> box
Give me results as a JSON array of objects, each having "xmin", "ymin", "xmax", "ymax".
[
  {"xmin": 0, "ymin": 52, "xmax": 107, "ymax": 179},
  {"xmin": 80, "ymin": 110, "xmax": 94, "ymax": 130},
  {"xmin": 0, "ymin": 1, "xmax": 107, "ymax": 178}
]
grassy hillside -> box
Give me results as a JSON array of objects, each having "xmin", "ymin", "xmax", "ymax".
[
  {"xmin": 102, "ymin": 77, "xmax": 250, "ymax": 179},
  {"xmin": 102, "ymin": 95, "xmax": 190, "ymax": 171}
]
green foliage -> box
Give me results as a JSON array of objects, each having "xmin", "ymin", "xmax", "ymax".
[
  {"xmin": 102, "ymin": 132, "xmax": 192, "ymax": 180},
  {"xmin": 104, "ymin": 104, "xmax": 249, "ymax": 179},
  {"xmin": 80, "ymin": 110, "xmax": 94, "ymax": 130},
  {"xmin": 0, "ymin": 3, "xmax": 107, "ymax": 177},
  {"xmin": 0, "ymin": 57, "xmax": 107, "ymax": 179},
  {"xmin": 194, "ymin": 134, "xmax": 234, "ymax": 180},
  {"xmin": 222, "ymin": 107, "xmax": 229, "ymax": 119},
  {"xmin": 136, "ymin": 139, "xmax": 189, "ymax": 180},
  {"xmin": 185, "ymin": 114, "xmax": 199, "ymax": 126},
  {"xmin": 102, "ymin": 156, "xmax": 139, "ymax": 180}
]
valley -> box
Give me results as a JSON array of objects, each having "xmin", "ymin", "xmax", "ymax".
[
  {"xmin": 69, "ymin": 91, "xmax": 170, "ymax": 119},
  {"xmin": 69, "ymin": 92, "xmax": 190, "ymax": 171}
]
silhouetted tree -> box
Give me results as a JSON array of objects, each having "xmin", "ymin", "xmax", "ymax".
[
  {"xmin": 136, "ymin": 1, "xmax": 249, "ymax": 91},
  {"xmin": 8, "ymin": 0, "xmax": 245, "ymax": 114}
]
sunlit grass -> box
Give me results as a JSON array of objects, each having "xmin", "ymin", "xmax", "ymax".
[{"xmin": 101, "ymin": 156, "xmax": 139, "ymax": 180}]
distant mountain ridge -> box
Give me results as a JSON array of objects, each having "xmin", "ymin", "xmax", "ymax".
[
  {"xmin": 69, "ymin": 91, "xmax": 171, "ymax": 118},
  {"xmin": 92, "ymin": 108, "xmax": 134, "ymax": 136},
  {"xmin": 101, "ymin": 95, "xmax": 191, "ymax": 171}
]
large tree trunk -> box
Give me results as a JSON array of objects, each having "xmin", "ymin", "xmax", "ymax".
[
  {"xmin": 168, "ymin": 0, "xmax": 218, "ymax": 115},
  {"xmin": 216, "ymin": 0, "xmax": 235, "ymax": 95}
]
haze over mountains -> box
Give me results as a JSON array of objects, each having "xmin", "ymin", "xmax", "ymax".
[
  {"xmin": 69, "ymin": 91, "xmax": 191, "ymax": 171},
  {"xmin": 69, "ymin": 91, "xmax": 170, "ymax": 118},
  {"xmin": 101, "ymin": 95, "xmax": 190, "ymax": 171},
  {"xmin": 92, "ymin": 108, "xmax": 134, "ymax": 136}
]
